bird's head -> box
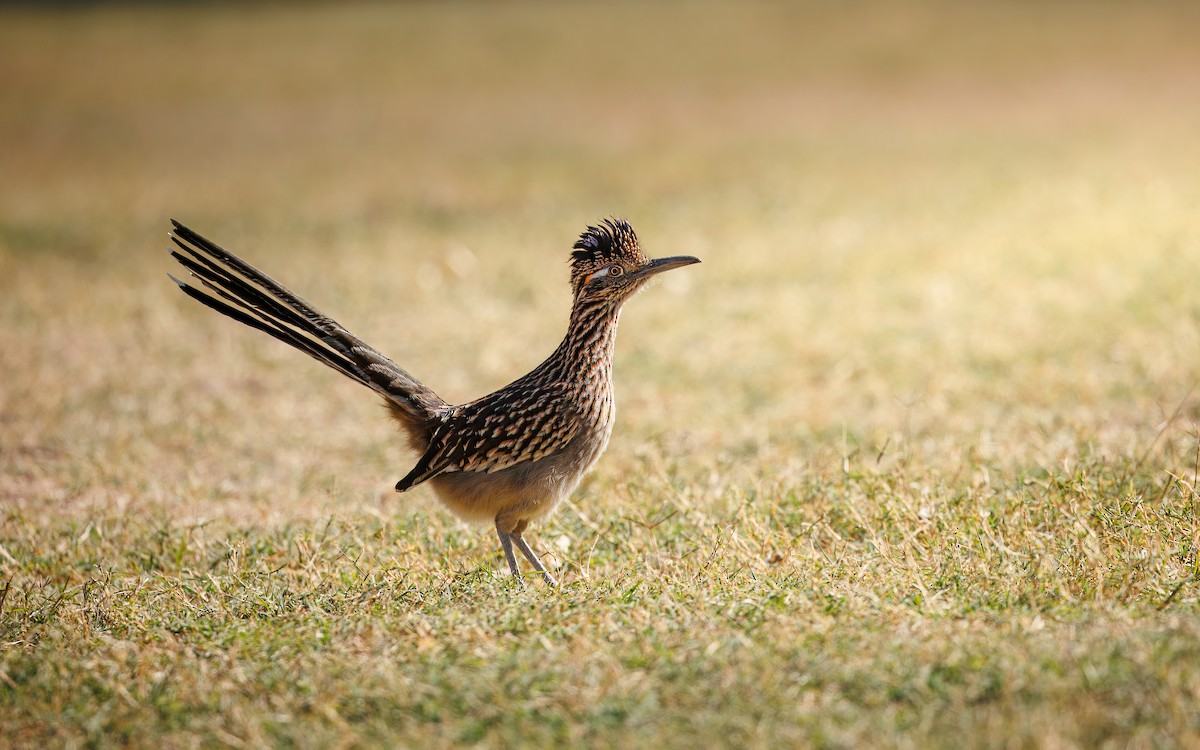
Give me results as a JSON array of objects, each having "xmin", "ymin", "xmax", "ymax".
[{"xmin": 569, "ymin": 218, "xmax": 700, "ymax": 302}]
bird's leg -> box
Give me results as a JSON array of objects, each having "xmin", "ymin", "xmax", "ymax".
[
  {"xmin": 511, "ymin": 520, "xmax": 558, "ymax": 587},
  {"xmin": 495, "ymin": 518, "xmax": 523, "ymax": 583}
]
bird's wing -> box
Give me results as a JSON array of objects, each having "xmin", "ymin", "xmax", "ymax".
[{"xmin": 394, "ymin": 386, "xmax": 580, "ymax": 491}]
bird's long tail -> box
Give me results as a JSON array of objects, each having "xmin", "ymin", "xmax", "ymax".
[{"xmin": 168, "ymin": 220, "xmax": 447, "ymax": 434}]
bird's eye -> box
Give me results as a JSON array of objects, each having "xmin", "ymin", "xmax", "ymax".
[{"xmin": 608, "ymin": 264, "xmax": 624, "ymax": 277}]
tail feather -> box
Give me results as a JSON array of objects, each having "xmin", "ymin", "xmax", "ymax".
[
  {"xmin": 170, "ymin": 237, "xmax": 330, "ymax": 347},
  {"xmin": 167, "ymin": 221, "xmax": 448, "ymax": 431},
  {"xmin": 170, "ymin": 246, "xmax": 352, "ymax": 365},
  {"xmin": 168, "ymin": 271, "xmax": 369, "ymax": 385}
]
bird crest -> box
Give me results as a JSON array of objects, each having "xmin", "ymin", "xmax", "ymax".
[{"xmin": 571, "ymin": 218, "xmax": 642, "ymax": 265}]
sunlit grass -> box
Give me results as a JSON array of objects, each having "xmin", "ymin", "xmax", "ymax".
[{"xmin": 2, "ymin": 1, "xmax": 1200, "ymax": 747}]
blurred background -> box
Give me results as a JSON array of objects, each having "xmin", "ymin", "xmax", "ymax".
[{"xmin": 2, "ymin": 0, "xmax": 1199, "ymax": 519}]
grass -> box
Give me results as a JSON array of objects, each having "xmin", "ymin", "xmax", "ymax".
[{"xmin": 3, "ymin": 0, "xmax": 1200, "ymax": 747}]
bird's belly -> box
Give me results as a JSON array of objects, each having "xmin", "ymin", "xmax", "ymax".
[{"xmin": 427, "ymin": 419, "xmax": 613, "ymax": 524}]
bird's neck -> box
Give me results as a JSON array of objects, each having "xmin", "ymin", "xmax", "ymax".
[{"xmin": 556, "ymin": 296, "xmax": 622, "ymax": 377}]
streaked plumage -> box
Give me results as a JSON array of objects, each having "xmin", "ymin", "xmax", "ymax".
[{"xmin": 168, "ymin": 218, "xmax": 699, "ymax": 586}]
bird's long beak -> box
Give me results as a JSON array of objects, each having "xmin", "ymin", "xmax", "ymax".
[{"xmin": 633, "ymin": 255, "xmax": 701, "ymax": 280}]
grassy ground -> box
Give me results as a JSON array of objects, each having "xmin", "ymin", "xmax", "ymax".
[{"xmin": 3, "ymin": 1, "xmax": 1200, "ymax": 747}]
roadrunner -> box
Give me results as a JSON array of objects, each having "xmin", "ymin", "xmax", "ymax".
[{"xmin": 168, "ymin": 219, "xmax": 699, "ymax": 586}]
